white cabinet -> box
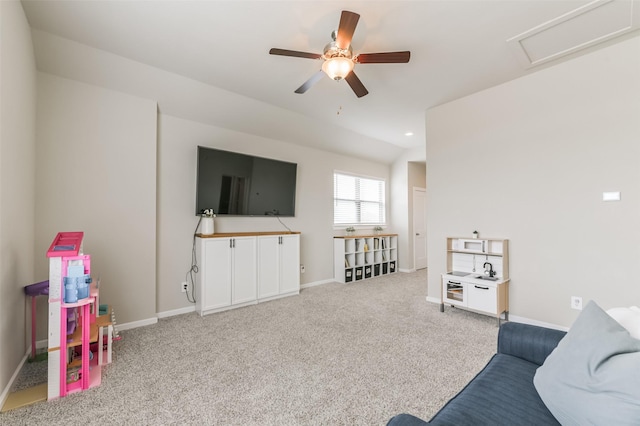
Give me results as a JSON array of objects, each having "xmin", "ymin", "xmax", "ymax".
[
  {"xmin": 196, "ymin": 232, "xmax": 300, "ymax": 316},
  {"xmin": 467, "ymin": 282, "xmax": 497, "ymax": 313},
  {"xmin": 196, "ymin": 236, "xmax": 256, "ymax": 313},
  {"xmin": 230, "ymin": 237, "xmax": 257, "ymax": 304},
  {"xmin": 257, "ymin": 236, "xmax": 279, "ymax": 299},
  {"xmin": 441, "ymin": 277, "xmax": 509, "ymax": 322},
  {"xmin": 257, "ymin": 234, "xmax": 300, "ymax": 300},
  {"xmin": 198, "ymin": 238, "xmax": 233, "ymax": 311},
  {"xmin": 443, "ymin": 277, "xmax": 504, "ymax": 308},
  {"xmin": 333, "ymin": 234, "xmax": 398, "ymax": 283},
  {"xmin": 279, "ymin": 235, "xmax": 301, "ymax": 294}
]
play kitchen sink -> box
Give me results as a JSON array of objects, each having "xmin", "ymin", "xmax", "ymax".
[
  {"xmin": 473, "ymin": 275, "xmax": 499, "ymax": 281},
  {"xmin": 441, "ymin": 237, "xmax": 510, "ymax": 324},
  {"xmin": 444, "ymin": 271, "xmax": 501, "ymax": 281}
]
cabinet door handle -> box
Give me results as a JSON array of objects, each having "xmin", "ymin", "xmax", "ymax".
[{"xmin": 474, "ymin": 285, "xmax": 489, "ymax": 290}]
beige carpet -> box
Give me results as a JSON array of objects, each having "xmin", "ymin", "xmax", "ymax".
[{"xmin": 2, "ymin": 270, "xmax": 498, "ymax": 425}]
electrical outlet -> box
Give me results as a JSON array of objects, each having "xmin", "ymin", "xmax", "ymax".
[
  {"xmin": 300, "ymin": 265, "xmax": 305, "ymax": 273},
  {"xmin": 571, "ymin": 296, "xmax": 582, "ymax": 310},
  {"xmin": 181, "ymin": 282, "xmax": 188, "ymax": 293}
]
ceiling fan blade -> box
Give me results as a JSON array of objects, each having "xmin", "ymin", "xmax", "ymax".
[
  {"xmin": 344, "ymin": 71, "xmax": 368, "ymax": 98},
  {"xmin": 336, "ymin": 10, "xmax": 360, "ymax": 50},
  {"xmin": 355, "ymin": 51, "xmax": 411, "ymax": 64},
  {"xmin": 294, "ymin": 70, "xmax": 325, "ymax": 94},
  {"xmin": 269, "ymin": 48, "xmax": 322, "ymax": 60}
]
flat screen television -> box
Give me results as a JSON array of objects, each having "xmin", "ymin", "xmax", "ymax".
[{"xmin": 196, "ymin": 146, "xmax": 297, "ymax": 217}]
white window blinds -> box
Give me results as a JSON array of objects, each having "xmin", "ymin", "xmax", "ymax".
[{"xmin": 333, "ymin": 172, "xmax": 386, "ymax": 225}]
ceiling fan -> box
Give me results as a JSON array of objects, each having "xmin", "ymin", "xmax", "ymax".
[{"xmin": 269, "ymin": 10, "xmax": 410, "ymax": 98}]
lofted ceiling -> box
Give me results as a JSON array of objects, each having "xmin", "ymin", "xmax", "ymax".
[{"xmin": 20, "ymin": 0, "xmax": 640, "ymax": 163}]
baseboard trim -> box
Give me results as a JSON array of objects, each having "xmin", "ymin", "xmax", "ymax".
[
  {"xmin": 426, "ymin": 296, "xmax": 440, "ymax": 304},
  {"xmin": 157, "ymin": 305, "xmax": 196, "ymax": 319},
  {"xmin": 301, "ymin": 279, "xmax": 334, "ymax": 289},
  {"xmin": 507, "ymin": 315, "xmax": 568, "ymax": 331},
  {"xmin": 399, "ymin": 268, "xmax": 415, "ymax": 273},
  {"xmin": 117, "ymin": 317, "xmax": 158, "ymax": 331}
]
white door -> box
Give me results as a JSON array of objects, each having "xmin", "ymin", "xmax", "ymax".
[
  {"xmin": 257, "ymin": 235, "xmax": 280, "ymax": 299},
  {"xmin": 279, "ymin": 234, "xmax": 300, "ymax": 294},
  {"xmin": 203, "ymin": 238, "xmax": 232, "ymax": 310},
  {"xmin": 413, "ymin": 188, "xmax": 427, "ymax": 270},
  {"xmin": 231, "ymin": 237, "xmax": 257, "ymax": 304}
]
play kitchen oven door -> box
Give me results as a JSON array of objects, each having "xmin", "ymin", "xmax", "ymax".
[{"xmin": 443, "ymin": 279, "xmax": 465, "ymax": 306}]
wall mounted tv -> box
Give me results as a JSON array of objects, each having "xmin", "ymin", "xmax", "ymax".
[{"xmin": 196, "ymin": 146, "xmax": 297, "ymax": 217}]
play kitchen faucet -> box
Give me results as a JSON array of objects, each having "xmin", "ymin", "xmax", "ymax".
[{"xmin": 483, "ymin": 262, "xmax": 496, "ymax": 277}]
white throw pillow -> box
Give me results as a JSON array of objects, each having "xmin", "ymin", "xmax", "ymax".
[
  {"xmin": 534, "ymin": 301, "xmax": 640, "ymax": 426},
  {"xmin": 607, "ymin": 306, "xmax": 640, "ymax": 340}
]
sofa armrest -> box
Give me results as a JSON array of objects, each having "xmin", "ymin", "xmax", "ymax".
[{"xmin": 497, "ymin": 321, "xmax": 566, "ymax": 366}]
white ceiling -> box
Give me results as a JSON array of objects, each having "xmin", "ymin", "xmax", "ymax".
[{"xmin": 21, "ymin": 0, "xmax": 640, "ymax": 164}]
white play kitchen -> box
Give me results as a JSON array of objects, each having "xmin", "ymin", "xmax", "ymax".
[{"xmin": 440, "ymin": 236, "xmax": 510, "ymax": 324}]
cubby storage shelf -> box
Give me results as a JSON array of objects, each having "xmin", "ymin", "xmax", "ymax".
[{"xmin": 333, "ymin": 234, "xmax": 398, "ymax": 283}]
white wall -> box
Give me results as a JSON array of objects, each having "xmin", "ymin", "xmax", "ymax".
[
  {"xmin": 0, "ymin": 0, "xmax": 37, "ymax": 401},
  {"xmin": 35, "ymin": 73, "xmax": 158, "ymax": 326},
  {"xmin": 30, "ymin": 29, "xmax": 404, "ymax": 166},
  {"xmin": 157, "ymin": 114, "xmax": 391, "ymax": 314},
  {"xmin": 426, "ymin": 36, "xmax": 640, "ymax": 327}
]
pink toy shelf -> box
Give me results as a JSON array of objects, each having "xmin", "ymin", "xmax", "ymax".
[{"xmin": 46, "ymin": 232, "xmax": 113, "ymax": 400}]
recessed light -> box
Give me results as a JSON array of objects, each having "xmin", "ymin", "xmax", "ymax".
[{"xmin": 405, "ymin": 132, "xmax": 414, "ymax": 136}]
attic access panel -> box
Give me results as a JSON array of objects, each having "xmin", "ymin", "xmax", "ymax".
[{"xmin": 507, "ymin": 0, "xmax": 640, "ymax": 68}]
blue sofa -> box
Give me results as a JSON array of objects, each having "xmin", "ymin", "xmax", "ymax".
[{"xmin": 387, "ymin": 322, "xmax": 567, "ymax": 425}]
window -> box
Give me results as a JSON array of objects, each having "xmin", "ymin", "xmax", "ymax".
[{"xmin": 334, "ymin": 172, "xmax": 386, "ymax": 226}]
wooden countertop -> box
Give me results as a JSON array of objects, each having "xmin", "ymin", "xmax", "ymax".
[
  {"xmin": 334, "ymin": 234, "xmax": 397, "ymax": 239},
  {"xmin": 196, "ymin": 231, "xmax": 300, "ymax": 238}
]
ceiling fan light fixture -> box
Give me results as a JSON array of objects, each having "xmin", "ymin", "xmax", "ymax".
[
  {"xmin": 269, "ymin": 10, "xmax": 409, "ymax": 96},
  {"xmin": 322, "ymin": 56, "xmax": 354, "ymax": 80}
]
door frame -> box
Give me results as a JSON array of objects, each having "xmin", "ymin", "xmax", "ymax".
[{"xmin": 413, "ymin": 186, "xmax": 427, "ymax": 270}]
